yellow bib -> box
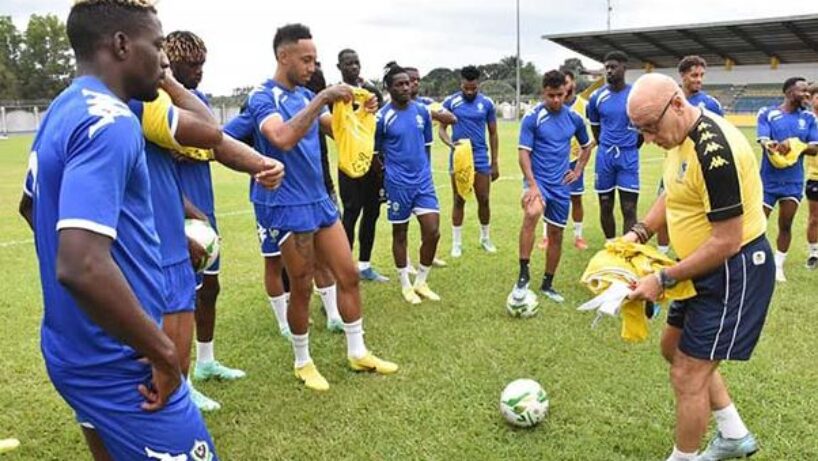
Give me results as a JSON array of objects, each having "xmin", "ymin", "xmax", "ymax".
[
  {"xmin": 142, "ymin": 89, "xmax": 214, "ymax": 161},
  {"xmin": 452, "ymin": 139, "xmax": 475, "ymax": 199},
  {"xmin": 333, "ymin": 87, "xmax": 376, "ymax": 178},
  {"xmin": 765, "ymin": 137, "xmax": 806, "ymax": 169}
]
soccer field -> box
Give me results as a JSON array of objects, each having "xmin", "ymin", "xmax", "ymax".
[{"xmin": 1, "ymin": 123, "xmax": 817, "ymax": 460}]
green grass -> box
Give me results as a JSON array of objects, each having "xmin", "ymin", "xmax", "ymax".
[{"xmin": 1, "ymin": 123, "xmax": 817, "ymax": 460}]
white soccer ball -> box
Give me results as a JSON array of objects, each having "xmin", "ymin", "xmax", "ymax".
[
  {"xmin": 500, "ymin": 379, "xmax": 549, "ymax": 428},
  {"xmin": 505, "ymin": 289, "xmax": 539, "ymax": 318},
  {"xmin": 184, "ymin": 219, "xmax": 220, "ymax": 273}
]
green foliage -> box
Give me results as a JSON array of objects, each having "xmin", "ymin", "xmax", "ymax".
[
  {"xmin": 0, "ymin": 16, "xmax": 22, "ymax": 99},
  {"xmin": 17, "ymin": 14, "xmax": 73, "ymax": 100},
  {"xmin": 2, "ymin": 125, "xmax": 817, "ymax": 460}
]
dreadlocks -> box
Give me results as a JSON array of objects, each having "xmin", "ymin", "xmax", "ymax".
[{"xmin": 165, "ymin": 30, "xmax": 207, "ymax": 64}]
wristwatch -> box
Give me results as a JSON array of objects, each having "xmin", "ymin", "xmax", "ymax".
[{"xmin": 658, "ymin": 269, "xmax": 678, "ymax": 289}]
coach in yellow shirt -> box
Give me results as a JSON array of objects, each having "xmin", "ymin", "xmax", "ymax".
[{"xmin": 625, "ymin": 74, "xmax": 773, "ymax": 461}]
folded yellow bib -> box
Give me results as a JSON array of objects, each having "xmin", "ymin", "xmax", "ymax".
[
  {"xmin": 766, "ymin": 137, "xmax": 806, "ymax": 169},
  {"xmin": 333, "ymin": 87, "xmax": 376, "ymax": 178},
  {"xmin": 452, "ymin": 139, "xmax": 475, "ymax": 199}
]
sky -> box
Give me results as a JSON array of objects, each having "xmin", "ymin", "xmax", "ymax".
[{"xmin": 6, "ymin": 0, "xmax": 818, "ymax": 95}]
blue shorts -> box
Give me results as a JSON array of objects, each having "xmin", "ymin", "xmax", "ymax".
[
  {"xmin": 524, "ymin": 181, "xmax": 570, "ymax": 228},
  {"xmin": 667, "ymin": 235, "xmax": 774, "ymax": 361},
  {"xmin": 386, "ymin": 182, "xmax": 440, "ymax": 224},
  {"xmin": 162, "ymin": 260, "xmax": 197, "ymax": 314},
  {"xmin": 449, "ymin": 147, "xmax": 492, "ymax": 175},
  {"xmin": 195, "ymin": 213, "xmax": 220, "ymax": 288},
  {"xmin": 256, "ymin": 198, "xmax": 339, "ymax": 252},
  {"xmin": 48, "ymin": 364, "xmax": 218, "ymax": 461},
  {"xmin": 569, "ymin": 159, "xmax": 585, "ymax": 196},
  {"xmin": 762, "ymin": 180, "xmax": 803, "ymax": 208},
  {"xmin": 595, "ymin": 145, "xmax": 640, "ymax": 194}
]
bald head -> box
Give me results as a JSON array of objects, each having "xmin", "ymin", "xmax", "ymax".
[
  {"xmin": 627, "ymin": 73, "xmax": 680, "ymax": 122},
  {"xmin": 628, "ymin": 73, "xmax": 700, "ymax": 150}
]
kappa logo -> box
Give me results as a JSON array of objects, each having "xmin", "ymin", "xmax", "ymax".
[
  {"xmin": 709, "ymin": 155, "xmax": 729, "ymax": 170},
  {"xmin": 83, "ymin": 89, "xmax": 133, "ymax": 138},
  {"xmin": 145, "ymin": 447, "xmax": 187, "ymax": 461},
  {"xmin": 701, "ymin": 141, "xmax": 723, "ymax": 155},
  {"xmin": 699, "ymin": 131, "xmax": 717, "ymax": 142},
  {"xmin": 190, "ymin": 440, "xmax": 213, "ymax": 461}
]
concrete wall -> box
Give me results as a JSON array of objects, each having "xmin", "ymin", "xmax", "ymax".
[{"xmin": 626, "ymin": 63, "xmax": 818, "ymax": 85}]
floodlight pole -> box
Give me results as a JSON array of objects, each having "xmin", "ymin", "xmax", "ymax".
[
  {"xmin": 607, "ymin": 0, "xmax": 612, "ymax": 31},
  {"xmin": 515, "ymin": 0, "xmax": 521, "ymax": 119}
]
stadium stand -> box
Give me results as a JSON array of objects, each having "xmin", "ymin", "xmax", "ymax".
[{"xmin": 542, "ymin": 15, "xmax": 818, "ymax": 115}]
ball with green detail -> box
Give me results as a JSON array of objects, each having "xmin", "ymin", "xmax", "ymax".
[
  {"xmin": 500, "ymin": 379, "xmax": 549, "ymax": 428},
  {"xmin": 184, "ymin": 219, "xmax": 220, "ymax": 273}
]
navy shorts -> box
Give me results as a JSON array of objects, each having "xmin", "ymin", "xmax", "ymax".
[
  {"xmin": 162, "ymin": 260, "xmax": 197, "ymax": 314},
  {"xmin": 763, "ymin": 180, "xmax": 803, "ymax": 208},
  {"xmin": 450, "ymin": 147, "xmax": 492, "ymax": 175},
  {"xmin": 667, "ymin": 235, "xmax": 774, "ymax": 361},
  {"xmin": 524, "ymin": 180, "xmax": 570, "ymax": 228},
  {"xmin": 805, "ymin": 179, "xmax": 818, "ymax": 202},
  {"xmin": 49, "ymin": 363, "xmax": 218, "ymax": 461},
  {"xmin": 386, "ymin": 182, "xmax": 440, "ymax": 224},
  {"xmin": 595, "ymin": 145, "xmax": 640, "ymax": 194},
  {"xmin": 569, "ymin": 159, "xmax": 585, "ymax": 196},
  {"xmin": 254, "ymin": 203, "xmax": 282, "ymax": 257},
  {"xmin": 258, "ymin": 197, "xmax": 339, "ymax": 252}
]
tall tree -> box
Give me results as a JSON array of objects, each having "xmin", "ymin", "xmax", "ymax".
[
  {"xmin": 0, "ymin": 16, "xmax": 21, "ymax": 99},
  {"xmin": 18, "ymin": 14, "xmax": 73, "ymax": 99}
]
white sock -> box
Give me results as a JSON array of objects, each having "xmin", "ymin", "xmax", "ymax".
[
  {"xmin": 452, "ymin": 226, "xmax": 462, "ymax": 245},
  {"xmin": 774, "ymin": 250, "xmax": 787, "ymax": 268},
  {"xmin": 480, "ymin": 225, "xmax": 490, "ymax": 240},
  {"xmin": 196, "ymin": 341, "xmax": 214, "ymax": 364},
  {"xmin": 397, "ymin": 266, "xmax": 412, "ymax": 289},
  {"xmin": 658, "ymin": 245, "xmax": 670, "ymax": 255},
  {"xmin": 343, "ymin": 318, "xmax": 367, "ymax": 359},
  {"xmin": 358, "ymin": 261, "xmax": 371, "ymax": 271},
  {"xmin": 666, "ymin": 446, "xmax": 698, "ymax": 461},
  {"xmin": 809, "ymin": 243, "xmax": 818, "ymax": 257},
  {"xmin": 317, "ymin": 284, "xmax": 342, "ymax": 322},
  {"xmin": 291, "ymin": 333, "xmax": 312, "ymax": 368},
  {"xmin": 415, "ymin": 264, "xmax": 431, "ymax": 285},
  {"xmin": 269, "ymin": 295, "xmax": 289, "ymax": 331},
  {"xmin": 573, "ymin": 222, "xmax": 583, "ymax": 238},
  {"xmin": 713, "ymin": 403, "xmax": 749, "ymax": 439},
  {"xmin": 543, "ymin": 222, "xmax": 549, "ymax": 238},
  {"xmin": 285, "ymin": 292, "xmax": 290, "ymax": 304},
  {"xmin": 606, "ymin": 238, "xmax": 615, "ymax": 244}
]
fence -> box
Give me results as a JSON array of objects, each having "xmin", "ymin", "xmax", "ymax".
[{"xmin": 0, "ymin": 103, "xmax": 244, "ymax": 136}]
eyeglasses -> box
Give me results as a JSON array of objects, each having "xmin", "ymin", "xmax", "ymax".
[{"xmin": 633, "ymin": 93, "xmax": 677, "ymax": 135}]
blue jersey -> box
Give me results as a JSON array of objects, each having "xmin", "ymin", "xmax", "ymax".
[
  {"xmin": 244, "ymin": 79, "xmax": 329, "ymax": 206},
  {"xmin": 587, "ymin": 84, "xmax": 638, "ymax": 148},
  {"xmin": 176, "ymin": 89, "xmax": 216, "ymax": 215},
  {"xmin": 687, "ymin": 90, "xmax": 723, "ymax": 116},
  {"xmin": 28, "ymin": 76, "xmax": 165, "ymax": 370},
  {"xmin": 375, "ymin": 101, "xmax": 433, "ymax": 188},
  {"xmin": 442, "ymin": 91, "xmax": 496, "ymax": 154},
  {"xmin": 757, "ymin": 106, "xmax": 818, "ymax": 184},
  {"xmin": 127, "ymin": 100, "xmax": 189, "ymax": 267},
  {"xmin": 519, "ymin": 103, "xmax": 590, "ymax": 187},
  {"xmin": 416, "ymin": 96, "xmax": 435, "ymax": 106}
]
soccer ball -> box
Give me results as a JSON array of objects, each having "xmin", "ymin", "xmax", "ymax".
[
  {"xmin": 500, "ymin": 379, "xmax": 549, "ymax": 428},
  {"xmin": 184, "ymin": 219, "xmax": 220, "ymax": 273},
  {"xmin": 505, "ymin": 289, "xmax": 539, "ymax": 318}
]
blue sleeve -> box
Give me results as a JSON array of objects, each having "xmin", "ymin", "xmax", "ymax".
[
  {"xmin": 486, "ymin": 98, "xmax": 497, "ymax": 124},
  {"xmin": 442, "ymin": 96, "xmax": 452, "ymax": 113},
  {"xmin": 374, "ymin": 111, "xmax": 384, "ymax": 154},
  {"xmin": 586, "ymin": 92, "xmax": 600, "ymax": 125},
  {"xmin": 224, "ymin": 111, "xmax": 254, "ymax": 140},
  {"xmin": 756, "ymin": 108, "xmax": 770, "ymax": 141},
  {"xmin": 573, "ymin": 113, "xmax": 590, "ymax": 146},
  {"xmin": 57, "ymin": 117, "xmax": 141, "ymax": 239},
  {"xmin": 247, "ymin": 89, "xmax": 280, "ymax": 131},
  {"xmin": 518, "ymin": 112, "xmax": 535, "ymax": 151},
  {"xmin": 807, "ymin": 114, "xmax": 818, "ymax": 144},
  {"xmin": 708, "ymin": 97, "xmax": 724, "ymax": 116},
  {"xmin": 423, "ymin": 107, "xmax": 433, "ymax": 146}
]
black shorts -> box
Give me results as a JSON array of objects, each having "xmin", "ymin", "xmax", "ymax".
[
  {"xmin": 805, "ymin": 180, "xmax": 818, "ymax": 202},
  {"xmin": 667, "ymin": 235, "xmax": 774, "ymax": 361}
]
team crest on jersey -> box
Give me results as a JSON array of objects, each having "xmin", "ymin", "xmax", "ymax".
[
  {"xmin": 416, "ymin": 114, "xmax": 425, "ymax": 129},
  {"xmin": 82, "ymin": 89, "xmax": 133, "ymax": 138},
  {"xmin": 477, "ymin": 102, "xmax": 484, "ymax": 112},
  {"xmin": 190, "ymin": 440, "xmax": 213, "ymax": 461},
  {"xmin": 390, "ymin": 200, "xmax": 400, "ymax": 213},
  {"xmin": 799, "ymin": 118, "xmax": 807, "ymax": 130}
]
